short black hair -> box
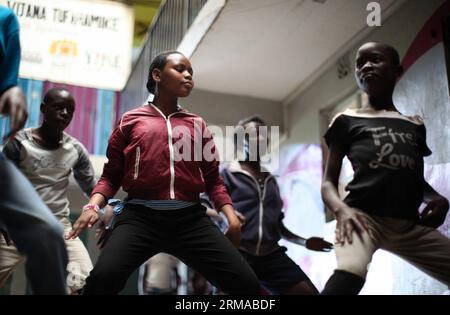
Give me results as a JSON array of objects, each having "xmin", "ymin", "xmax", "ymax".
[
  {"xmin": 146, "ymin": 50, "xmax": 184, "ymax": 94},
  {"xmin": 237, "ymin": 115, "xmax": 267, "ymax": 128},
  {"xmin": 43, "ymin": 87, "xmax": 73, "ymax": 105},
  {"xmin": 379, "ymin": 43, "xmax": 400, "ymax": 66},
  {"xmin": 361, "ymin": 42, "xmax": 401, "ymax": 66}
]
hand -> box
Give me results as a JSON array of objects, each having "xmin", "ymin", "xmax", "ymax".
[
  {"xmin": 335, "ymin": 206, "xmax": 369, "ymax": 245},
  {"xmin": 305, "ymin": 237, "xmax": 333, "ymax": 252},
  {"xmin": 419, "ymin": 196, "xmax": 449, "ymax": 228},
  {"xmin": 205, "ymin": 208, "xmax": 223, "ymax": 222},
  {"xmin": 225, "ymin": 216, "xmax": 241, "ymax": 247},
  {"xmin": 220, "ymin": 204, "xmax": 242, "ymax": 246},
  {"xmin": 234, "ymin": 210, "xmax": 246, "ymax": 227},
  {"xmin": 65, "ymin": 209, "xmax": 99, "ymax": 240},
  {"xmin": 0, "ymin": 86, "xmax": 28, "ymax": 139}
]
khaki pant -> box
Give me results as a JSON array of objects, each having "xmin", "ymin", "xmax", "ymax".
[
  {"xmin": 0, "ymin": 217, "xmax": 93, "ymax": 294},
  {"xmin": 334, "ymin": 214, "xmax": 450, "ymax": 286}
]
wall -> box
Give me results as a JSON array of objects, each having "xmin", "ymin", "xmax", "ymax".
[{"xmin": 185, "ymin": 88, "xmax": 284, "ymax": 130}]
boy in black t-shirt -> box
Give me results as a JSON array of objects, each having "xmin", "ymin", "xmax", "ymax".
[{"xmin": 321, "ymin": 42, "xmax": 450, "ymax": 294}]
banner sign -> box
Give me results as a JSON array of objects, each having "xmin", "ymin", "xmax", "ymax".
[{"xmin": 1, "ymin": 0, "xmax": 134, "ymax": 91}]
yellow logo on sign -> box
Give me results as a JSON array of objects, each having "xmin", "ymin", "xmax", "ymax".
[{"xmin": 49, "ymin": 40, "xmax": 78, "ymax": 57}]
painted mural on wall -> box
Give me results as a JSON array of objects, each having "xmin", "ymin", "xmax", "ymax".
[
  {"xmin": 276, "ymin": 144, "xmax": 332, "ymax": 291},
  {"xmin": 277, "ymin": 143, "xmax": 449, "ymax": 294}
]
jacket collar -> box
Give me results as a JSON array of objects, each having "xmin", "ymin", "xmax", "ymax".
[
  {"xmin": 147, "ymin": 102, "xmax": 195, "ymax": 118},
  {"xmin": 228, "ymin": 160, "xmax": 273, "ymax": 180}
]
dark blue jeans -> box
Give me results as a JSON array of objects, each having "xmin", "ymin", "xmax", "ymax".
[{"xmin": 0, "ymin": 152, "xmax": 68, "ymax": 294}]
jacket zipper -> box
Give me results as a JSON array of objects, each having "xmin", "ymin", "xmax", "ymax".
[
  {"xmin": 255, "ymin": 176, "xmax": 270, "ymax": 255},
  {"xmin": 234, "ymin": 168, "xmax": 272, "ymax": 255},
  {"xmin": 166, "ymin": 116, "xmax": 176, "ymax": 199},
  {"xmin": 133, "ymin": 146, "xmax": 140, "ymax": 180},
  {"xmin": 151, "ymin": 105, "xmax": 178, "ymax": 199}
]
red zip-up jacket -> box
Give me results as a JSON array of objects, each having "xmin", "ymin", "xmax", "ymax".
[{"xmin": 92, "ymin": 103, "xmax": 232, "ymax": 209}]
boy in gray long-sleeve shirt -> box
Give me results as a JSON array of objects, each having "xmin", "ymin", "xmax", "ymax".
[{"xmin": 1, "ymin": 88, "xmax": 96, "ymax": 294}]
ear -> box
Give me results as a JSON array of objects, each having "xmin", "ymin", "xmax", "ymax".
[
  {"xmin": 152, "ymin": 68, "xmax": 161, "ymax": 84},
  {"xmin": 40, "ymin": 102, "xmax": 46, "ymax": 113}
]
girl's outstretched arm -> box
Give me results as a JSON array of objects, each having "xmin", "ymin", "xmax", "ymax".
[{"xmin": 65, "ymin": 193, "xmax": 106, "ymax": 239}]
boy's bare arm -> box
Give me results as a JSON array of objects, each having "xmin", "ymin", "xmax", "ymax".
[
  {"xmin": 279, "ymin": 219, "xmax": 332, "ymax": 251},
  {"xmin": 321, "ymin": 143, "xmax": 369, "ymax": 244},
  {"xmin": 0, "ymin": 87, "xmax": 27, "ymax": 140}
]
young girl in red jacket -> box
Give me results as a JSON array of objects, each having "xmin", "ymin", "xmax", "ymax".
[{"xmin": 67, "ymin": 51, "xmax": 260, "ymax": 294}]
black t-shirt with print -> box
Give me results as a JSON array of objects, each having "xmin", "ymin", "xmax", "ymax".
[{"xmin": 324, "ymin": 114, "xmax": 432, "ymax": 220}]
